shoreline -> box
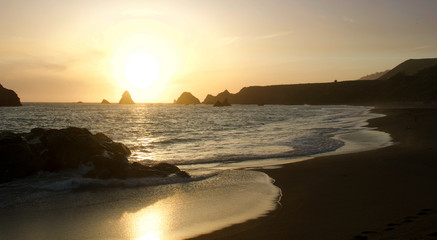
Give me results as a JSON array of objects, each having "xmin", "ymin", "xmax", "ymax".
[{"xmin": 192, "ymin": 106, "xmax": 437, "ymax": 240}]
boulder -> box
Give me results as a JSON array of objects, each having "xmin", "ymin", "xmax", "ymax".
[
  {"xmin": 101, "ymin": 99, "xmax": 110, "ymax": 104},
  {"xmin": 0, "ymin": 131, "xmax": 43, "ymax": 182},
  {"xmin": 119, "ymin": 91, "xmax": 135, "ymax": 104},
  {"xmin": 0, "ymin": 84, "xmax": 22, "ymax": 106},
  {"xmin": 175, "ymin": 92, "xmax": 201, "ymax": 105},
  {"xmin": 0, "ymin": 127, "xmax": 189, "ymax": 183}
]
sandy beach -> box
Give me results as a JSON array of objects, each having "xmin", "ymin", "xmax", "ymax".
[{"xmin": 193, "ymin": 106, "xmax": 437, "ymax": 240}]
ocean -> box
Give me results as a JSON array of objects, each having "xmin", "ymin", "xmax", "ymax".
[{"xmin": 0, "ymin": 103, "xmax": 392, "ymax": 240}]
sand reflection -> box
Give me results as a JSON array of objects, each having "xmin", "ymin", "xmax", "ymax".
[
  {"xmin": 119, "ymin": 170, "xmax": 280, "ymax": 240},
  {"xmin": 126, "ymin": 204, "xmax": 165, "ymax": 240}
]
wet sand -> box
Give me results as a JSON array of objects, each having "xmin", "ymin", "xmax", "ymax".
[{"xmin": 193, "ymin": 106, "xmax": 437, "ymax": 240}]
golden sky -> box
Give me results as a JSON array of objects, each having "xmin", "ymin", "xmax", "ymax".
[{"xmin": 1, "ymin": 0, "xmax": 437, "ymax": 103}]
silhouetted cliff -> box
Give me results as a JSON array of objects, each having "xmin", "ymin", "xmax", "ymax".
[
  {"xmin": 174, "ymin": 92, "xmax": 200, "ymax": 105},
  {"xmin": 202, "ymin": 59, "xmax": 437, "ymax": 105},
  {"xmin": 0, "ymin": 84, "xmax": 22, "ymax": 106}
]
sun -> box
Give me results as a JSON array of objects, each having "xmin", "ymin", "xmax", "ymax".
[
  {"xmin": 107, "ymin": 18, "xmax": 184, "ymax": 101},
  {"xmin": 124, "ymin": 53, "xmax": 160, "ymax": 89}
]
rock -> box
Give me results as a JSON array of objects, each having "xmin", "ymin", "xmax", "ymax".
[
  {"xmin": 213, "ymin": 98, "xmax": 231, "ymax": 107},
  {"xmin": 101, "ymin": 99, "xmax": 110, "ymax": 104},
  {"xmin": 119, "ymin": 90, "xmax": 135, "ymax": 104},
  {"xmin": 0, "ymin": 131, "xmax": 43, "ymax": 182},
  {"xmin": 0, "ymin": 84, "xmax": 22, "ymax": 106},
  {"xmin": 174, "ymin": 92, "xmax": 201, "ymax": 105},
  {"xmin": 0, "ymin": 127, "xmax": 189, "ymax": 183},
  {"xmin": 203, "ymin": 89, "xmax": 233, "ymax": 104}
]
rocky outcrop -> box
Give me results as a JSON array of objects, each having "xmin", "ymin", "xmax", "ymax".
[
  {"xmin": 0, "ymin": 127, "xmax": 189, "ymax": 183},
  {"xmin": 213, "ymin": 98, "xmax": 231, "ymax": 107},
  {"xmin": 203, "ymin": 90, "xmax": 232, "ymax": 104},
  {"xmin": 101, "ymin": 99, "xmax": 110, "ymax": 104},
  {"xmin": 175, "ymin": 92, "xmax": 200, "ymax": 105},
  {"xmin": 119, "ymin": 91, "xmax": 135, "ymax": 104},
  {"xmin": 0, "ymin": 84, "xmax": 22, "ymax": 106}
]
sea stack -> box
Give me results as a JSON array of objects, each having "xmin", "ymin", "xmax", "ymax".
[
  {"xmin": 175, "ymin": 92, "xmax": 201, "ymax": 105},
  {"xmin": 0, "ymin": 84, "xmax": 22, "ymax": 106},
  {"xmin": 101, "ymin": 99, "xmax": 110, "ymax": 104},
  {"xmin": 119, "ymin": 91, "xmax": 135, "ymax": 104}
]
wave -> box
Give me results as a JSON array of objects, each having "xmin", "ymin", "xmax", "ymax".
[
  {"xmin": 0, "ymin": 168, "xmax": 215, "ymax": 208},
  {"xmin": 146, "ymin": 136, "xmax": 345, "ymax": 167},
  {"xmin": 153, "ymin": 137, "xmax": 199, "ymax": 145},
  {"xmin": 37, "ymin": 174, "xmax": 212, "ymax": 191}
]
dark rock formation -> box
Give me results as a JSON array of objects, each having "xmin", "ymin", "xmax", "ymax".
[
  {"xmin": 101, "ymin": 99, "xmax": 110, "ymax": 104},
  {"xmin": 203, "ymin": 90, "xmax": 232, "ymax": 104},
  {"xmin": 213, "ymin": 98, "xmax": 231, "ymax": 107},
  {"xmin": 202, "ymin": 58, "xmax": 437, "ymax": 105},
  {"xmin": 0, "ymin": 131, "xmax": 43, "ymax": 182},
  {"xmin": 119, "ymin": 90, "xmax": 135, "ymax": 104},
  {"xmin": 174, "ymin": 92, "xmax": 201, "ymax": 105},
  {"xmin": 0, "ymin": 84, "xmax": 22, "ymax": 106},
  {"xmin": 0, "ymin": 127, "xmax": 189, "ymax": 183}
]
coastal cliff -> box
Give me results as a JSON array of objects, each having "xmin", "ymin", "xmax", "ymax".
[
  {"xmin": 0, "ymin": 84, "xmax": 22, "ymax": 106},
  {"xmin": 202, "ymin": 59, "xmax": 437, "ymax": 105}
]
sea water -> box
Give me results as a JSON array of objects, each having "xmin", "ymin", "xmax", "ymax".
[{"xmin": 0, "ymin": 103, "xmax": 392, "ymax": 239}]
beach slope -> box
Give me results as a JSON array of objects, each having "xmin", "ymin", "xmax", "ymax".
[{"xmin": 193, "ymin": 107, "xmax": 437, "ymax": 240}]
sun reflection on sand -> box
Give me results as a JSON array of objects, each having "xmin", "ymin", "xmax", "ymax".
[
  {"xmin": 118, "ymin": 170, "xmax": 280, "ymax": 240},
  {"xmin": 121, "ymin": 199, "xmax": 168, "ymax": 240}
]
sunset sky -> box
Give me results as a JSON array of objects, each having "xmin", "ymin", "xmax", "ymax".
[{"xmin": 1, "ymin": 0, "xmax": 437, "ymax": 103}]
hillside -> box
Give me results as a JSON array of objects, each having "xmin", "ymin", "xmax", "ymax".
[
  {"xmin": 379, "ymin": 58, "xmax": 437, "ymax": 80},
  {"xmin": 203, "ymin": 59, "xmax": 437, "ymax": 105}
]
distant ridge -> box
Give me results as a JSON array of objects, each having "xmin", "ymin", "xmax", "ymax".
[
  {"xmin": 202, "ymin": 58, "xmax": 437, "ymax": 105},
  {"xmin": 379, "ymin": 58, "xmax": 437, "ymax": 80},
  {"xmin": 359, "ymin": 70, "xmax": 390, "ymax": 80}
]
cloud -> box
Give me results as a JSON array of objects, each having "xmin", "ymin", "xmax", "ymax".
[
  {"xmin": 171, "ymin": 68, "xmax": 227, "ymax": 84},
  {"xmin": 254, "ymin": 31, "xmax": 293, "ymax": 40},
  {"xmin": 217, "ymin": 30, "xmax": 292, "ymax": 46},
  {"xmin": 120, "ymin": 9, "xmax": 164, "ymax": 17},
  {"xmin": 408, "ymin": 45, "xmax": 435, "ymax": 51},
  {"xmin": 218, "ymin": 36, "xmax": 243, "ymax": 46},
  {"xmin": 342, "ymin": 16, "xmax": 355, "ymax": 23},
  {"xmin": 0, "ymin": 57, "xmax": 68, "ymax": 73}
]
